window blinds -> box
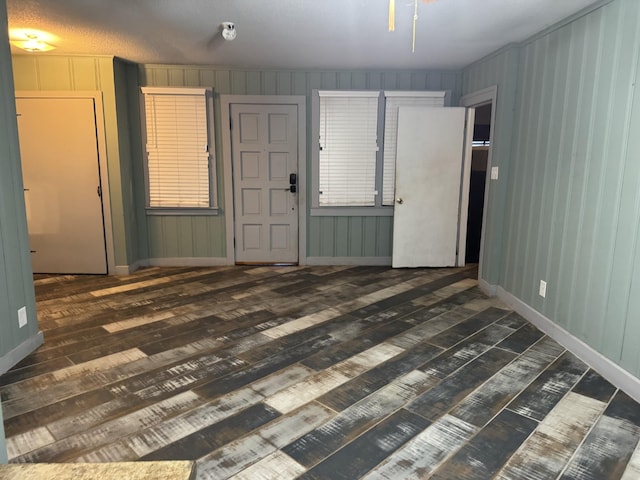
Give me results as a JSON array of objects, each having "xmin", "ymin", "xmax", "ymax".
[
  {"xmin": 382, "ymin": 91, "xmax": 446, "ymax": 205},
  {"xmin": 318, "ymin": 91, "xmax": 380, "ymax": 206},
  {"xmin": 143, "ymin": 88, "xmax": 211, "ymax": 208}
]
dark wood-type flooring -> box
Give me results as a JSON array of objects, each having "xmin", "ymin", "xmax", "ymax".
[{"xmin": 2, "ymin": 265, "xmax": 640, "ymax": 479}]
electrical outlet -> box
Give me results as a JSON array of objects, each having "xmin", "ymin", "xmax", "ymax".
[
  {"xmin": 18, "ymin": 306, "xmax": 27, "ymax": 328},
  {"xmin": 539, "ymin": 280, "xmax": 547, "ymax": 298}
]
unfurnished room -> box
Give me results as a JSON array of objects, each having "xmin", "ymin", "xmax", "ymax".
[{"xmin": 1, "ymin": 0, "xmax": 640, "ymax": 479}]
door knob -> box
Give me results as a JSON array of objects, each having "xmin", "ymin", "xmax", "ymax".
[{"xmin": 396, "ymin": 198, "xmax": 403, "ymax": 204}]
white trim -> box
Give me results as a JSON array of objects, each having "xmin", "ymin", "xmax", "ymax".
[
  {"xmin": 497, "ymin": 286, "xmax": 640, "ymax": 404},
  {"xmin": 147, "ymin": 257, "xmax": 228, "ymax": 267},
  {"xmin": 478, "ymin": 278, "xmax": 498, "ymax": 297},
  {"xmin": 459, "ymin": 85, "xmax": 498, "ymax": 283},
  {"xmin": 318, "ymin": 90, "xmax": 380, "ymax": 98},
  {"xmin": 0, "ymin": 331, "xmax": 43, "ymax": 375},
  {"xmin": 305, "ymin": 256, "xmax": 392, "ymax": 266},
  {"xmin": 384, "ymin": 90, "xmax": 446, "ymax": 98},
  {"xmin": 112, "ymin": 259, "xmax": 148, "ymax": 275},
  {"xmin": 140, "ymin": 87, "xmax": 209, "ymax": 96},
  {"xmin": 220, "ymin": 95, "xmax": 307, "ymax": 266},
  {"xmin": 14, "ymin": 91, "xmax": 116, "ymax": 275},
  {"xmin": 456, "ymin": 108, "xmax": 476, "ymax": 267}
]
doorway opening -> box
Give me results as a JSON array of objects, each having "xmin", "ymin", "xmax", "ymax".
[{"xmin": 465, "ymin": 103, "xmax": 492, "ymax": 264}]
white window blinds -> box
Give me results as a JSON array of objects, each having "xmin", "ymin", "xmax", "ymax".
[
  {"xmin": 142, "ymin": 87, "xmax": 212, "ymax": 208},
  {"xmin": 382, "ymin": 91, "xmax": 446, "ymax": 205},
  {"xmin": 319, "ymin": 91, "xmax": 380, "ymax": 206}
]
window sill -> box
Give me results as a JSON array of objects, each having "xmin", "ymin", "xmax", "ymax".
[
  {"xmin": 310, "ymin": 207, "xmax": 394, "ymax": 217},
  {"xmin": 145, "ymin": 207, "xmax": 220, "ymax": 216}
]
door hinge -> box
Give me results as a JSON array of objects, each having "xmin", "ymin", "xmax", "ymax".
[{"xmin": 97, "ymin": 185, "xmax": 102, "ymax": 197}]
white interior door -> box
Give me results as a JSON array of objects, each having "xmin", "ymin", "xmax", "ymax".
[
  {"xmin": 231, "ymin": 103, "xmax": 299, "ymax": 264},
  {"xmin": 17, "ymin": 97, "xmax": 107, "ymax": 274},
  {"xmin": 392, "ymin": 106, "xmax": 472, "ymax": 268}
]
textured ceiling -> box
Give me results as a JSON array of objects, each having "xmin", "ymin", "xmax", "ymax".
[{"xmin": 6, "ymin": 0, "xmax": 602, "ymax": 70}]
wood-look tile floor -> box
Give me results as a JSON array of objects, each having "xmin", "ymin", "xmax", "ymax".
[{"xmin": 2, "ymin": 265, "xmax": 640, "ymax": 479}]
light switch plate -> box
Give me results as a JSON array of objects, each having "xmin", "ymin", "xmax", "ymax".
[
  {"xmin": 491, "ymin": 166, "xmax": 499, "ymax": 180},
  {"xmin": 18, "ymin": 306, "xmax": 27, "ymax": 328}
]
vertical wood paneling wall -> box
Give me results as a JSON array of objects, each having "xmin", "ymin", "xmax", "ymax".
[
  {"xmin": 463, "ymin": 0, "xmax": 640, "ymax": 377},
  {"xmin": 139, "ymin": 66, "xmax": 462, "ymax": 259},
  {"xmin": 0, "ymin": 0, "xmax": 38, "ymax": 457},
  {"xmin": 10, "ymin": 55, "xmax": 137, "ymax": 267}
]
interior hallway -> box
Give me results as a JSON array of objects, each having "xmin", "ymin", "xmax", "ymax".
[{"xmin": 1, "ymin": 265, "xmax": 640, "ymax": 479}]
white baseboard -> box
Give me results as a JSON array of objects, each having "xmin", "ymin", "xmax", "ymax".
[
  {"xmin": 478, "ymin": 278, "xmax": 498, "ymax": 297},
  {"xmin": 497, "ymin": 286, "xmax": 640, "ymax": 404},
  {"xmin": 148, "ymin": 257, "xmax": 229, "ymax": 267},
  {"xmin": 111, "ymin": 262, "xmax": 143, "ymax": 275},
  {"xmin": 0, "ymin": 331, "xmax": 44, "ymax": 375},
  {"xmin": 305, "ymin": 256, "xmax": 392, "ymax": 266}
]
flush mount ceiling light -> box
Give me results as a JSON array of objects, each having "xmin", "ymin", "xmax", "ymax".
[
  {"xmin": 221, "ymin": 22, "xmax": 236, "ymax": 41},
  {"xmin": 10, "ymin": 30, "xmax": 57, "ymax": 52}
]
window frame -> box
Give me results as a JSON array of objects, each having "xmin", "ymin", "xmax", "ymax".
[
  {"xmin": 311, "ymin": 89, "xmax": 392, "ymax": 217},
  {"xmin": 311, "ymin": 89, "xmax": 447, "ymax": 217},
  {"xmin": 140, "ymin": 87, "xmax": 218, "ymax": 216}
]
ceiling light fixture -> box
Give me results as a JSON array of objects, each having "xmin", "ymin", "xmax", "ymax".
[
  {"xmin": 221, "ymin": 22, "xmax": 236, "ymax": 41},
  {"xmin": 10, "ymin": 32, "xmax": 56, "ymax": 52}
]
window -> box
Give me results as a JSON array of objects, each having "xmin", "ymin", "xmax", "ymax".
[
  {"xmin": 318, "ymin": 91, "xmax": 380, "ymax": 207},
  {"xmin": 312, "ymin": 90, "xmax": 445, "ymax": 214},
  {"xmin": 141, "ymin": 87, "xmax": 216, "ymax": 212}
]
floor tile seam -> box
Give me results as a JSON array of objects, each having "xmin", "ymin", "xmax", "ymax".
[
  {"xmin": 421, "ymin": 317, "xmax": 516, "ymax": 367},
  {"xmin": 308, "ymin": 367, "xmax": 444, "ymax": 442},
  {"xmin": 262, "ymin": 343, "xmax": 408, "ymax": 414},
  {"xmin": 75, "ymin": 364, "xmax": 334, "ymax": 461},
  {"xmin": 548, "ymin": 391, "xmax": 616, "ymax": 480},
  {"xmin": 284, "ymin": 404, "xmax": 418, "ymax": 473},
  {"xmin": 416, "ymin": 342, "xmax": 562, "ymax": 426},
  {"xmin": 255, "ymin": 401, "xmax": 340, "ymax": 453},
  {"xmin": 88, "ymin": 268, "xmax": 248, "ymax": 298},
  {"xmin": 11, "ymin": 387, "xmax": 210, "ymax": 449},
  {"xmin": 288, "ymin": 284, "xmax": 485, "ymax": 351},
  {"xmin": 496, "ymin": 350, "xmax": 578, "ymax": 423},
  {"xmin": 11, "ymin": 327, "xmax": 266, "ymax": 408},
  {"xmin": 55, "ymin": 391, "xmax": 270, "ymax": 463},
  {"xmin": 0, "ymin": 356, "xmax": 78, "ymax": 388},
  {"xmin": 8, "ymin": 389, "xmax": 214, "ymax": 462},
  {"xmin": 1, "ymin": 347, "xmax": 152, "ymax": 403},
  {"xmin": 1, "ymin": 346, "xmax": 240, "ymax": 418}
]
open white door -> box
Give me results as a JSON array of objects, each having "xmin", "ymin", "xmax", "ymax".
[{"xmin": 392, "ymin": 106, "xmax": 474, "ymax": 268}]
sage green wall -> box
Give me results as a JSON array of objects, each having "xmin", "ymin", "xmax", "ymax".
[
  {"xmin": 0, "ymin": 0, "xmax": 38, "ymax": 460},
  {"xmin": 462, "ymin": 47, "xmax": 520, "ymax": 284},
  {"xmin": 464, "ymin": 0, "xmax": 640, "ymax": 377},
  {"xmin": 11, "ymin": 55, "xmax": 137, "ymax": 267},
  {"xmin": 139, "ymin": 66, "xmax": 462, "ymax": 259}
]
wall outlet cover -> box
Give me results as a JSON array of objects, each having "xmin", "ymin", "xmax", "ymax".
[
  {"xmin": 539, "ymin": 280, "xmax": 547, "ymax": 298},
  {"xmin": 18, "ymin": 306, "xmax": 27, "ymax": 328}
]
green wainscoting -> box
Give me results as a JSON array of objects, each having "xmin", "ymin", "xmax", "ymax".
[
  {"xmin": 463, "ymin": 0, "xmax": 640, "ymax": 377},
  {"xmin": 139, "ymin": 66, "xmax": 462, "ymax": 261}
]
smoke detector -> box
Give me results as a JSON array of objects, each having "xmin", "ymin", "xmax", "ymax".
[{"xmin": 221, "ymin": 22, "xmax": 236, "ymax": 41}]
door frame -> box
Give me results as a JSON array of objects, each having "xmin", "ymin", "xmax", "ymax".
[
  {"xmin": 460, "ymin": 85, "xmax": 498, "ymax": 283},
  {"xmin": 15, "ymin": 91, "xmax": 115, "ymax": 274},
  {"xmin": 220, "ymin": 95, "xmax": 307, "ymax": 265}
]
